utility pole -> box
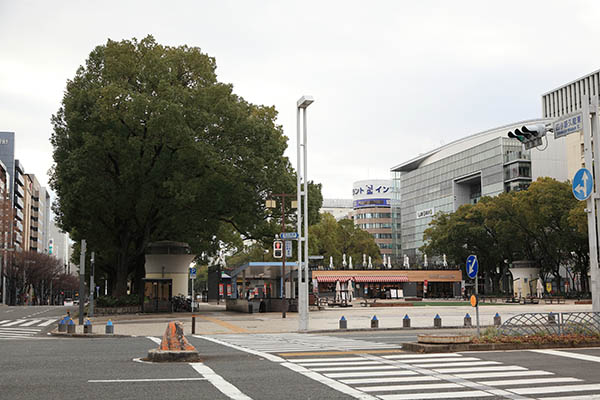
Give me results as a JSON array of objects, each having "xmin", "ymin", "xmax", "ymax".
[
  {"xmin": 78, "ymin": 240, "xmax": 86, "ymax": 325},
  {"xmin": 89, "ymin": 251, "xmax": 95, "ymax": 317}
]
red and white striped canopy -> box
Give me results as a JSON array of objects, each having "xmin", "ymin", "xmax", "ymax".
[
  {"xmin": 315, "ymin": 276, "xmax": 353, "ymax": 283},
  {"xmin": 353, "ymin": 276, "xmax": 409, "ymax": 283}
]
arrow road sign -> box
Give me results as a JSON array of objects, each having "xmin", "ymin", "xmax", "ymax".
[
  {"xmin": 466, "ymin": 255, "xmax": 478, "ymax": 279},
  {"xmin": 572, "ymin": 168, "xmax": 593, "ymax": 201}
]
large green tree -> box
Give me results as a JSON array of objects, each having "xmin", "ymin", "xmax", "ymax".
[{"xmin": 50, "ymin": 36, "xmax": 305, "ymax": 296}]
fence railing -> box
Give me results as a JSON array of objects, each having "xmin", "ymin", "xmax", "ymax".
[{"xmin": 499, "ymin": 312, "xmax": 600, "ymax": 336}]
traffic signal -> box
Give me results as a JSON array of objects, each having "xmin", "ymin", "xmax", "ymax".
[
  {"xmin": 507, "ymin": 124, "xmax": 548, "ymax": 150},
  {"xmin": 273, "ymin": 240, "xmax": 283, "ymax": 258},
  {"xmin": 48, "ymin": 239, "xmax": 53, "ymax": 254}
]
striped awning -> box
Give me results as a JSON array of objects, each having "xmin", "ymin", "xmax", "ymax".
[
  {"xmin": 353, "ymin": 276, "xmax": 409, "ymax": 283},
  {"xmin": 315, "ymin": 276, "xmax": 353, "ymax": 283}
]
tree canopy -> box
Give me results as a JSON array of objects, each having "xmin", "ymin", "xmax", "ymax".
[
  {"xmin": 421, "ymin": 178, "xmax": 588, "ymax": 293},
  {"xmin": 50, "ymin": 36, "xmax": 321, "ymax": 296}
]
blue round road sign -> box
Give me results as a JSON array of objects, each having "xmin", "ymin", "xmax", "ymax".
[
  {"xmin": 466, "ymin": 255, "xmax": 478, "ymax": 279},
  {"xmin": 572, "ymin": 168, "xmax": 593, "ymax": 201}
]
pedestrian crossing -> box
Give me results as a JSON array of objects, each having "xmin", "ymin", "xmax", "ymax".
[
  {"xmin": 283, "ymin": 352, "xmax": 600, "ymax": 400},
  {"xmin": 205, "ymin": 332, "xmax": 401, "ymax": 353},
  {"xmin": 0, "ymin": 318, "xmax": 57, "ymax": 339}
]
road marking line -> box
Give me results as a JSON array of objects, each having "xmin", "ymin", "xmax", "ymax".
[
  {"xmin": 311, "ymin": 365, "xmax": 398, "ymax": 372},
  {"xmin": 37, "ymin": 320, "xmax": 56, "ymax": 327},
  {"xmin": 324, "ymin": 370, "xmax": 418, "ymax": 378},
  {"xmin": 0, "ymin": 320, "xmax": 11, "ymax": 325},
  {"xmin": 194, "ymin": 335, "xmax": 285, "ymax": 363},
  {"xmin": 397, "ymin": 357, "xmax": 480, "ymax": 363},
  {"xmin": 195, "ymin": 316, "xmax": 249, "ymax": 333},
  {"xmin": 539, "ymin": 395, "xmax": 600, "ymax": 400},
  {"xmin": 286, "ymin": 357, "xmax": 371, "ymax": 363},
  {"xmin": 279, "ymin": 349, "xmax": 406, "ymax": 357},
  {"xmin": 531, "ymin": 349, "xmax": 600, "ymax": 363},
  {"xmin": 379, "ymin": 391, "xmax": 493, "ymax": 400},
  {"xmin": 359, "ymin": 382, "xmax": 461, "ymax": 392},
  {"xmin": 340, "ymin": 375, "xmax": 441, "ymax": 384},
  {"xmin": 456, "ymin": 370, "xmax": 553, "ymax": 379},
  {"xmin": 2, "ymin": 320, "xmax": 27, "ymax": 326},
  {"xmin": 433, "ymin": 365, "xmax": 527, "ymax": 373},
  {"xmin": 190, "ymin": 362, "xmax": 253, "ymax": 400},
  {"xmin": 19, "ymin": 320, "xmax": 42, "ymax": 327},
  {"xmin": 298, "ymin": 361, "xmax": 381, "ymax": 367},
  {"xmin": 0, "ymin": 327, "xmax": 40, "ymax": 331},
  {"xmin": 510, "ymin": 383, "xmax": 600, "ymax": 395},
  {"xmin": 413, "ymin": 361, "xmax": 500, "ymax": 368},
  {"xmin": 89, "ymin": 378, "xmax": 207, "ymax": 383},
  {"xmin": 384, "ymin": 353, "xmax": 463, "ymax": 359},
  {"xmin": 476, "ymin": 377, "xmax": 580, "ymax": 386},
  {"xmin": 147, "ymin": 336, "xmax": 161, "ymax": 345},
  {"xmin": 282, "ymin": 361, "xmax": 378, "ymax": 400}
]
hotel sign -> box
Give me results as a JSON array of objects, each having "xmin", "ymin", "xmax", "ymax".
[{"xmin": 416, "ymin": 208, "xmax": 434, "ymax": 219}]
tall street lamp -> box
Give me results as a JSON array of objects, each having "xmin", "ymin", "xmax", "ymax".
[{"xmin": 297, "ymin": 95, "xmax": 314, "ymax": 331}]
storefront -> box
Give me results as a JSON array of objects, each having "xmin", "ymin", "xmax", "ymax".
[{"xmin": 312, "ymin": 269, "xmax": 462, "ymax": 299}]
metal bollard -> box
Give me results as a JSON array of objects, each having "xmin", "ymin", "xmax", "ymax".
[
  {"xmin": 464, "ymin": 313, "xmax": 472, "ymax": 327},
  {"xmin": 434, "ymin": 314, "xmax": 442, "ymax": 328},
  {"xmin": 493, "ymin": 313, "xmax": 501, "ymax": 327},
  {"xmin": 84, "ymin": 319, "xmax": 93, "ymax": 334},
  {"xmin": 371, "ymin": 315, "xmax": 379, "ymax": 329},
  {"xmin": 105, "ymin": 319, "xmax": 114, "ymax": 334},
  {"xmin": 192, "ymin": 315, "xmax": 196, "ymax": 335},
  {"xmin": 58, "ymin": 317, "xmax": 67, "ymax": 333},
  {"xmin": 548, "ymin": 312, "xmax": 556, "ymax": 324},
  {"xmin": 403, "ymin": 314, "xmax": 411, "ymax": 328},
  {"xmin": 339, "ymin": 316, "xmax": 347, "ymax": 329},
  {"xmin": 67, "ymin": 319, "xmax": 76, "ymax": 334}
]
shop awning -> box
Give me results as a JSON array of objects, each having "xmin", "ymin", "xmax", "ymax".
[
  {"xmin": 315, "ymin": 276, "xmax": 354, "ymax": 283},
  {"xmin": 353, "ymin": 276, "xmax": 409, "ymax": 283}
]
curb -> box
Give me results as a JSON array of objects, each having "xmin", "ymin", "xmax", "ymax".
[
  {"xmin": 301, "ymin": 325, "xmax": 492, "ymax": 334},
  {"xmin": 400, "ymin": 340, "xmax": 600, "ymax": 353},
  {"xmin": 49, "ymin": 331, "xmax": 132, "ymax": 338}
]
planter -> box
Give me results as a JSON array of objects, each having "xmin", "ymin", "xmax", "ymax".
[{"xmin": 95, "ymin": 305, "xmax": 141, "ymax": 315}]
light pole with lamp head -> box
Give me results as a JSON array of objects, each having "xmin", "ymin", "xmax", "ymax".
[{"xmin": 297, "ymin": 95, "xmax": 314, "ymax": 331}]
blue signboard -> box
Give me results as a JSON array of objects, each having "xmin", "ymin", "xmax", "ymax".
[
  {"xmin": 466, "ymin": 255, "xmax": 478, "ymax": 279},
  {"xmin": 280, "ymin": 232, "xmax": 299, "ymax": 240},
  {"xmin": 572, "ymin": 168, "xmax": 593, "ymax": 201},
  {"xmin": 189, "ymin": 267, "xmax": 197, "ymax": 279}
]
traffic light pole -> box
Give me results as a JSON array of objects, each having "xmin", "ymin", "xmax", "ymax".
[{"xmin": 78, "ymin": 240, "xmax": 86, "ymax": 325}]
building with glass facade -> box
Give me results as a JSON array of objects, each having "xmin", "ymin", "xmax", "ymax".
[{"xmin": 390, "ymin": 118, "xmax": 567, "ymax": 266}]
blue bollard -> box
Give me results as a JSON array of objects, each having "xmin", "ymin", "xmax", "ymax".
[
  {"xmin": 434, "ymin": 314, "xmax": 442, "ymax": 328},
  {"xmin": 58, "ymin": 318, "xmax": 67, "ymax": 332},
  {"xmin": 464, "ymin": 313, "xmax": 472, "ymax": 327},
  {"xmin": 494, "ymin": 313, "xmax": 501, "ymax": 326},
  {"xmin": 105, "ymin": 319, "xmax": 114, "ymax": 334},
  {"xmin": 403, "ymin": 314, "xmax": 411, "ymax": 328},
  {"xmin": 84, "ymin": 318, "xmax": 93, "ymax": 334},
  {"xmin": 371, "ymin": 315, "xmax": 379, "ymax": 329},
  {"xmin": 339, "ymin": 316, "xmax": 347, "ymax": 329},
  {"xmin": 67, "ymin": 319, "xmax": 76, "ymax": 334}
]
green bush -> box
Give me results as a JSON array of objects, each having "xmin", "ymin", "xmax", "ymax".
[{"xmin": 96, "ymin": 294, "xmax": 140, "ymax": 307}]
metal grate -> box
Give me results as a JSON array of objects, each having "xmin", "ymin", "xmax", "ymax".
[{"xmin": 499, "ymin": 312, "xmax": 600, "ymax": 336}]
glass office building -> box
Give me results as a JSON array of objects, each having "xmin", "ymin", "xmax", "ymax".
[{"xmin": 390, "ymin": 118, "xmax": 563, "ymax": 265}]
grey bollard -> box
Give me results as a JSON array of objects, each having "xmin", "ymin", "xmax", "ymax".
[
  {"xmin": 493, "ymin": 313, "xmax": 501, "ymax": 327},
  {"xmin": 84, "ymin": 319, "xmax": 93, "ymax": 334},
  {"xmin": 371, "ymin": 315, "xmax": 379, "ymax": 329},
  {"xmin": 434, "ymin": 314, "xmax": 442, "ymax": 328},
  {"xmin": 339, "ymin": 316, "xmax": 347, "ymax": 329},
  {"xmin": 105, "ymin": 319, "xmax": 114, "ymax": 334},
  {"xmin": 464, "ymin": 313, "xmax": 472, "ymax": 327},
  {"xmin": 548, "ymin": 312, "xmax": 556, "ymax": 324},
  {"xmin": 403, "ymin": 314, "xmax": 411, "ymax": 328},
  {"xmin": 67, "ymin": 320, "xmax": 76, "ymax": 333}
]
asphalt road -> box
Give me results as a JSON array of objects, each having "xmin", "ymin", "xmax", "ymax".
[
  {"xmin": 0, "ymin": 305, "xmax": 75, "ymax": 339},
  {"xmin": 2, "ymin": 328, "xmax": 600, "ymax": 399}
]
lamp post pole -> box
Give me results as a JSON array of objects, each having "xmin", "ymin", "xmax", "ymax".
[{"xmin": 297, "ymin": 95, "xmax": 314, "ymax": 331}]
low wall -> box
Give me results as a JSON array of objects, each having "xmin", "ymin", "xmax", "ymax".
[
  {"xmin": 226, "ymin": 298, "xmax": 295, "ymax": 313},
  {"xmin": 95, "ymin": 305, "xmax": 142, "ymax": 315}
]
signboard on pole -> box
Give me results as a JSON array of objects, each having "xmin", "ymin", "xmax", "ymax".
[
  {"xmin": 280, "ymin": 232, "xmax": 299, "ymax": 240},
  {"xmin": 466, "ymin": 255, "xmax": 478, "ymax": 279},
  {"xmin": 189, "ymin": 267, "xmax": 197, "ymax": 279},
  {"xmin": 572, "ymin": 168, "xmax": 593, "ymax": 201},
  {"xmin": 554, "ymin": 111, "xmax": 583, "ymax": 138},
  {"xmin": 285, "ymin": 240, "xmax": 292, "ymax": 258}
]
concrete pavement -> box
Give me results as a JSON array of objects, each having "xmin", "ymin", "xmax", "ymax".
[{"xmin": 71, "ymin": 300, "xmax": 593, "ymax": 337}]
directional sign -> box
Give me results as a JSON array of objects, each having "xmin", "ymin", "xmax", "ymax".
[
  {"xmin": 572, "ymin": 168, "xmax": 593, "ymax": 201},
  {"xmin": 554, "ymin": 111, "xmax": 583, "ymax": 139},
  {"xmin": 466, "ymin": 255, "xmax": 478, "ymax": 279},
  {"xmin": 189, "ymin": 267, "xmax": 197, "ymax": 279},
  {"xmin": 280, "ymin": 232, "xmax": 299, "ymax": 240}
]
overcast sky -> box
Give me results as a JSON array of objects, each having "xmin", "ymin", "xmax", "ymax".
[{"xmin": 2, "ymin": 1, "xmax": 600, "ymax": 200}]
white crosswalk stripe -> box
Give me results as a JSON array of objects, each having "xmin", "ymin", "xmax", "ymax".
[
  {"xmin": 206, "ymin": 332, "xmax": 401, "ymax": 353},
  {"xmin": 0, "ymin": 318, "xmax": 58, "ymax": 339},
  {"xmin": 281, "ymin": 351, "xmax": 600, "ymax": 399}
]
